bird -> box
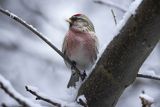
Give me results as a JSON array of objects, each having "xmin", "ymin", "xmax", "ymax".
[{"xmin": 62, "ymin": 14, "xmax": 99, "ymax": 88}]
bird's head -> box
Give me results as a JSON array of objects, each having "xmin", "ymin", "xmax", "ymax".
[{"xmin": 66, "ymin": 14, "xmax": 95, "ymax": 32}]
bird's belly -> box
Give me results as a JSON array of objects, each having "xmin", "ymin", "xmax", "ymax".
[
  {"xmin": 65, "ymin": 31, "xmax": 97, "ymax": 70},
  {"xmin": 69, "ymin": 44, "xmax": 93, "ymax": 70}
]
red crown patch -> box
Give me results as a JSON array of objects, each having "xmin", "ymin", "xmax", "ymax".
[{"xmin": 73, "ymin": 14, "xmax": 82, "ymax": 16}]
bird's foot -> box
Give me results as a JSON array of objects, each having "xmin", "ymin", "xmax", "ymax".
[
  {"xmin": 71, "ymin": 61, "xmax": 76, "ymax": 70},
  {"xmin": 80, "ymin": 70, "xmax": 87, "ymax": 81}
]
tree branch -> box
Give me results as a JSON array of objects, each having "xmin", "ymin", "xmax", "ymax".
[
  {"xmin": 77, "ymin": 0, "xmax": 160, "ymax": 107},
  {"xmin": 0, "ymin": 74, "xmax": 41, "ymax": 107},
  {"xmin": 25, "ymin": 86, "xmax": 61, "ymax": 107},
  {"xmin": 137, "ymin": 74, "xmax": 160, "ymax": 81},
  {"xmin": 25, "ymin": 86, "xmax": 80, "ymax": 107},
  {"xmin": 0, "ymin": 7, "xmax": 84, "ymax": 80}
]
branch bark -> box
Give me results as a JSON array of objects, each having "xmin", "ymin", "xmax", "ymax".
[{"xmin": 77, "ymin": 0, "xmax": 160, "ymax": 107}]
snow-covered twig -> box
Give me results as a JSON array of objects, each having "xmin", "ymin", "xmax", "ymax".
[
  {"xmin": 0, "ymin": 7, "xmax": 84, "ymax": 81},
  {"xmin": 139, "ymin": 91, "xmax": 154, "ymax": 107},
  {"xmin": 93, "ymin": 0, "xmax": 127, "ymax": 12},
  {"xmin": 137, "ymin": 74, "xmax": 160, "ymax": 81},
  {"xmin": 77, "ymin": 95, "xmax": 88, "ymax": 107},
  {"xmin": 25, "ymin": 86, "xmax": 61, "ymax": 107},
  {"xmin": 0, "ymin": 74, "xmax": 42, "ymax": 107}
]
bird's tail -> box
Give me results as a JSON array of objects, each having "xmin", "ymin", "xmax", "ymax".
[{"xmin": 67, "ymin": 69, "xmax": 80, "ymax": 88}]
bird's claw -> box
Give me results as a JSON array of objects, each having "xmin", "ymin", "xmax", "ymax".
[
  {"xmin": 80, "ymin": 70, "xmax": 87, "ymax": 81},
  {"xmin": 71, "ymin": 61, "xmax": 76, "ymax": 70}
]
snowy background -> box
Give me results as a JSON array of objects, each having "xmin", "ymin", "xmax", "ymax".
[{"xmin": 0, "ymin": 0, "xmax": 160, "ymax": 106}]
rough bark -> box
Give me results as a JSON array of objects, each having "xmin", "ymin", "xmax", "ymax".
[{"xmin": 77, "ymin": 0, "xmax": 160, "ymax": 107}]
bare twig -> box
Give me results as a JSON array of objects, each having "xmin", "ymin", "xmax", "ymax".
[
  {"xmin": 111, "ymin": 9, "xmax": 117, "ymax": 25},
  {"xmin": 137, "ymin": 74, "xmax": 160, "ymax": 81},
  {"xmin": 93, "ymin": 0, "xmax": 127, "ymax": 12},
  {"xmin": 0, "ymin": 75, "xmax": 41, "ymax": 107},
  {"xmin": 25, "ymin": 86, "xmax": 61, "ymax": 107},
  {"xmin": 0, "ymin": 7, "xmax": 84, "ymax": 80}
]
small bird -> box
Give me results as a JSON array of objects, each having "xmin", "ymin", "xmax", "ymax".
[{"xmin": 62, "ymin": 14, "xmax": 99, "ymax": 88}]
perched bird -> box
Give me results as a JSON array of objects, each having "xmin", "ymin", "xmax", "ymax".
[{"xmin": 62, "ymin": 14, "xmax": 99, "ymax": 88}]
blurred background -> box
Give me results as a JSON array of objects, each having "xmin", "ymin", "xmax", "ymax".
[{"xmin": 0, "ymin": 0, "xmax": 160, "ymax": 106}]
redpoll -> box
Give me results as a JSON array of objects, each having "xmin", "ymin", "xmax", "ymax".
[{"xmin": 62, "ymin": 14, "xmax": 99, "ymax": 88}]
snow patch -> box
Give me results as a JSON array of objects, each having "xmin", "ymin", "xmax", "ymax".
[
  {"xmin": 140, "ymin": 93, "xmax": 154, "ymax": 104},
  {"xmin": 77, "ymin": 95, "xmax": 87, "ymax": 104}
]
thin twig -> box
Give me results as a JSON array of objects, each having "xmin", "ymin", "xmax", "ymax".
[
  {"xmin": 25, "ymin": 86, "xmax": 61, "ymax": 107},
  {"xmin": 0, "ymin": 7, "xmax": 83, "ymax": 80},
  {"xmin": 0, "ymin": 82, "xmax": 30, "ymax": 107},
  {"xmin": 137, "ymin": 74, "xmax": 160, "ymax": 81},
  {"xmin": 111, "ymin": 9, "xmax": 117, "ymax": 25},
  {"xmin": 0, "ymin": 74, "xmax": 41, "ymax": 107},
  {"xmin": 93, "ymin": 0, "xmax": 127, "ymax": 12}
]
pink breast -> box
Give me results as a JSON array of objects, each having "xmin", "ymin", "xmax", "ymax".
[{"xmin": 65, "ymin": 30, "xmax": 96, "ymax": 64}]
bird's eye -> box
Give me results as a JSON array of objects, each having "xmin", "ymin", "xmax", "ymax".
[{"xmin": 71, "ymin": 16, "xmax": 77, "ymax": 21}]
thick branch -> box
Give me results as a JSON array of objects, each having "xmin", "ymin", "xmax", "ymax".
[{"xmin": 77, "ymin": 0, "xmax": 160, "ymax": 107}]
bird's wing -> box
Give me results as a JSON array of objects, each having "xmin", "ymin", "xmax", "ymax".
[
  {"xmin": 62, "ymin": 35, "xmax": 68, "ymax": 54},
  {"xmin": 91, "ymin": 32, "xmax": 99, "ymax": 60},
  {"xmin": 94, "ymin": 35, "xmax": 99, "ymax": 54}
]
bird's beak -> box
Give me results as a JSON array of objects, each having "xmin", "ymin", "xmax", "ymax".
[{"xmin": 65, "ymin": 18, "xmax": 72, "ymax": 24}]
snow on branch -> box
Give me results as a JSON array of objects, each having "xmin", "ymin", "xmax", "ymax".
[
  {"xmin": 25, "ymin": 86, "xmax": 82, "ymax": 107},
  {"xmin": 0, "ymin": 7, "xmax": 84, "ymax": 81},
  {"xmin": 139, "ymin": 91, "xmax": 154, "ymax": 107},
  {"xmin": 25, "ymin": 86, "xmax": 61, "ymax": 107},
  {"xmin": 0, "ymin": 74, "xmax": 42, "ymax": 107}
]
